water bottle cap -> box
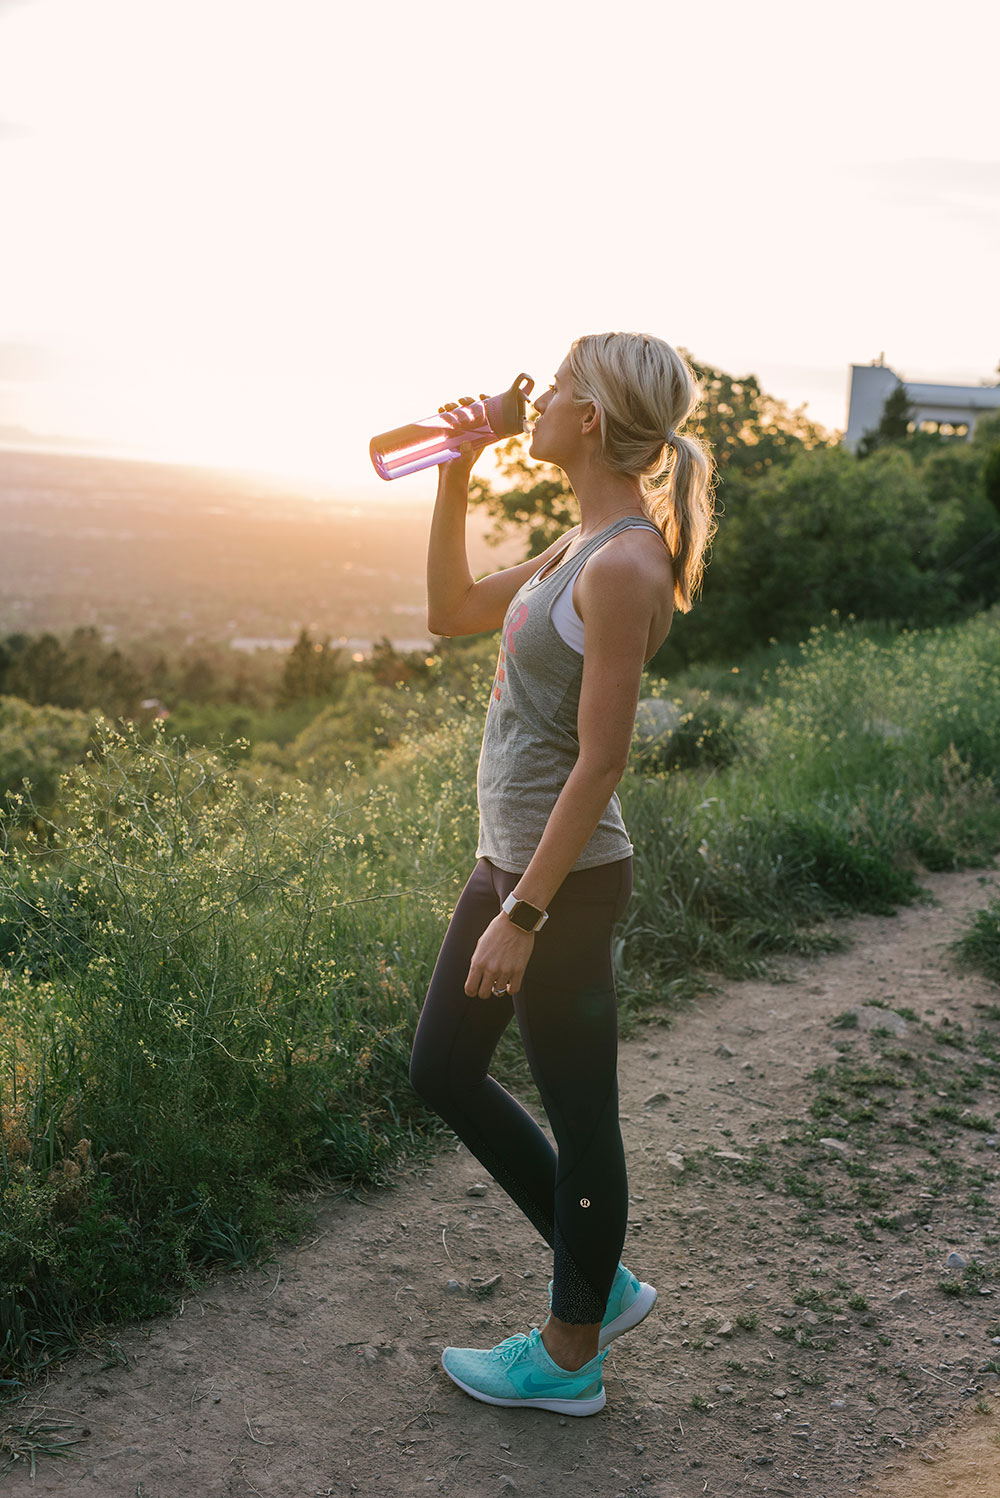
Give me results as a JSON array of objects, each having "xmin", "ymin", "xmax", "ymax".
[{"xmin": 485, "ymin": 373, "xmax": 535, "ymax": 438}]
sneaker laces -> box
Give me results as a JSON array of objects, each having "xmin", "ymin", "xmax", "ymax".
[{"xmin": 489, "ymin": 1330, "xmax": 538, "ymax": 1366}]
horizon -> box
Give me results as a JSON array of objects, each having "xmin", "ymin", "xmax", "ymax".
[{"xmin": 1, "ymin": 0, "xmax": 998, "ymax": 498}]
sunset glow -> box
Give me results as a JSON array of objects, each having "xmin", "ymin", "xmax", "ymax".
[{"xmin": 1, "ymin": 0, "xmax": 998, "ymax": 498}]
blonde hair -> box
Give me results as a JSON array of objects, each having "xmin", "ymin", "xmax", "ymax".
[{"xmin": 567, "ymin": 332, "xmax": 716, "ymax": 612}]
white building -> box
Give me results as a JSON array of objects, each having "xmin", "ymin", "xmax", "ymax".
[{"xmin": 844, "ymin": 358, "xmax": 1000, "ymax": 451}]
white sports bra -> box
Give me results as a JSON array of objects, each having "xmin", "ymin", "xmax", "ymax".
[{"xmin": 550, "ymin": 578, "xmax": 585, "ymax": 654}]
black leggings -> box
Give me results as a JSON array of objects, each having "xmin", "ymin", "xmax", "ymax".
[{"xmin": 409, "ymin": 856, "xmax": 632, "ymax": 1325}]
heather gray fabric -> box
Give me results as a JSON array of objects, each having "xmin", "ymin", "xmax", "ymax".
[{"xmin": 476, "ymin": 516, "xmax": 663, "ymax": 875}]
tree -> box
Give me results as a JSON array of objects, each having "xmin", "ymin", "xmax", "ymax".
[
  {"xmin": 856, "ymin": 384, "xmax": 914, "ymax": 457},
  {"xmin": 278, "ymin": 630, "xmax": 346, "ymax": 706},
  {"xmin": 983, "ymin": 446, "xmax": 1000, "ymax": 521},
  {"xmin": 653, "ymin": 445, "xmax": 969, "ymax": 671}
]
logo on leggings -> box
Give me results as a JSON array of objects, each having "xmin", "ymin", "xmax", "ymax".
[{"xmin": 492, "ymin": 600, "xmax": 529, "ymax": 703}]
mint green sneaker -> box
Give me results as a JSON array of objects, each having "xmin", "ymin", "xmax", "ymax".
[
  {"xmin": 547, "ymin": 1263, "xmax": 658, "ymax": 1350},
  {"xmin": 441, "ymin": 1327, "xmax": 607, "ymax": 1415}
]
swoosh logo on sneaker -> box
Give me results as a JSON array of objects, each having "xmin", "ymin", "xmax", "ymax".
[{"xmin": 512, "ymin": 1368, "xmax": 600, "ymax": 1398}]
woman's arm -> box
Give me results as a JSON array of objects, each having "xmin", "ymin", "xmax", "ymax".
[
  {"xmin": 426, "ymin": 401, "xmax": 578, "ymax": 637},
  {"xmin": 464, "ymin": 539, "xmax": 661, "ymax": 998},
  {"xmin": 427, "ymin": 461, "xmax": 578, "ymax": 636}
]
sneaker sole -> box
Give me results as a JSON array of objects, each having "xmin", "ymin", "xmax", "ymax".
[
  {"xmin": 598, "ymin": 1281, "xmax": 658, "ymax": 1350},
  {"xmin": 441, "ymin": 1358, "xmax": 606, "ymax": 1416}
]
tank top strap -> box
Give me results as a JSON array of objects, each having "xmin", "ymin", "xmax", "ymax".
[{"xmin": 542, "ymin": 515, "xmax": 663, "ymax": 599}]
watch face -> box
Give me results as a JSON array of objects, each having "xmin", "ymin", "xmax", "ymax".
[{"xmin": 509, "ymin": 899, "xmax": 543, "ymax": 931}]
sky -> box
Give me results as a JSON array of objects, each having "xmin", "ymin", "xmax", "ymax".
[{"xmin": 1, "ymin": 0, "xmax": 999, "ymax": 500}]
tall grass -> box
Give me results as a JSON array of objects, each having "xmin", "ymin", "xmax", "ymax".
[
  {"xmin": 1, "ymin": 609, "xmax": 998, "ymax": 1386},
  {"xmin": 620, "ymin": 610, "xmax": 1000, "ymax": 998}
]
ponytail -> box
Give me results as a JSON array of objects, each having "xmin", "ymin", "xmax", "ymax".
[{"xmin": 641, "ymin": 430, "xmax": 715, "ymax": 612}]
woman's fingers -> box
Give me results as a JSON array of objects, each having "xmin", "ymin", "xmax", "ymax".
[{"xmin": 464, "ymin": 962, "xmax": 511, "ymax": 999}]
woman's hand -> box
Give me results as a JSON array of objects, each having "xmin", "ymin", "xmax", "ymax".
[
  {"xmin": 438, "ymin": 394, "xmax": 491, "ymax": 482},
  {"xmin": 465, "ymin": 913, "xmax": 535, "ymax": 999}
]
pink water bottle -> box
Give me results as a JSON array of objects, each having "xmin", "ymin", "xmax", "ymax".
[{"xmin": 370, "ymin": 373, "xmax": 535, "ymax": 481}]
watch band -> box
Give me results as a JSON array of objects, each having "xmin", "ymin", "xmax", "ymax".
[{"xmin": 501, "ymin": 892, "xmax": 549, "ymax": 933}]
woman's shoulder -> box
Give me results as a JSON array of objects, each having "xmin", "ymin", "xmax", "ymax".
[{"xmin": 583, "ymin": 521, "xmax": 673, "ymax": 589}]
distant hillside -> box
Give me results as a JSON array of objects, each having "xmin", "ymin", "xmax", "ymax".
[{"xmin": 0, "ymin": 448, "xmax": 513, "ymax": 648}]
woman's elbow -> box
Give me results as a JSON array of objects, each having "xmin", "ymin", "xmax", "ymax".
[
  {"xmin": 426, "ymin": 608, "xmax": 458, "ymax": 638},
  {"xmin": 577, "ymin": 751, "xmax": 629, "ymax": 789}
]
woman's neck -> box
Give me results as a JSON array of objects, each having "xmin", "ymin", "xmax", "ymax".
[{"xmin": 567, "ymin": 455, "xmax": 647, "ymax": 539}]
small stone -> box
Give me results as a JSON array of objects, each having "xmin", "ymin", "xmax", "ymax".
[
  {"xmin": 471, "ymin": 1273, "xmax": 503, "ymax": 1297},
  {"xmin": 773, "ymin": 1388, "xmax": 788, "ymax": 1399},
  {"xmin": 714, "ymin": 1150, "xmax": 746, "ymax": 1163},
  {"xmin": 715, "ymin": 1043, "xmax": 736, "ymax": 1059},
  {"xmin": 664, "ymin": 1152, "xmax": 686, "ymax": 1178},
  {"xmin": 802, "ymin": 1311, "xmax": 819, "ymax": 1325},
  {"xmin": 716, "ymin": 1384, "xmax": 734, "ymax": 1395},
  {"xmin": 445, "ymin": 1279, "xmax": 461, "ymax": 1293},
  {"xmin": 947, "ymin": 1252, "xmax": 968, "ymax": 1270},
  {"xmin": 830, "ymin": 1399, "xmax": 846, "ymax": 1409},
  {"xmin": 718, "ymin": 1320, "xmax": 734, "ymax": 1337},
  {"xmin": 891, "ymin": 1289, "xmax": 913, "ymax": 1305},
  {"xmin": 851, "ymin": 1005, "xmax": 908, "ymax": 1036},
  {"xmin": 467, "ymin": 1183, "xmax": 489, "ymax": 1197},
  {"xmin": 644, "ymin": 1091, "xmax": 671, "ymax": 1108},
  {"xmin": 499, "ymin": 1477, "xmax": 517, "ymax": 1492},
  {"xmin": 820, "ymin": 1137, "xmax": 850, "ymax": 1155}
]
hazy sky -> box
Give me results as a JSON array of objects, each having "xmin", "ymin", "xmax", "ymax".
[{"xmin": 1, "ymin": 0, "xmax": 998, "ymax": 498}]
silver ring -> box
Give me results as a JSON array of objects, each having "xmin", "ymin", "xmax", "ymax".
[{"xmin": 491, "ymin": 982, "xmax": 509, "ymax": 997}]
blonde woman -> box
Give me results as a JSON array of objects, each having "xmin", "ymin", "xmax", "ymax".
[{"xmin": 410, "ymin": 332, "xmax": 715, "ymax": 1415}]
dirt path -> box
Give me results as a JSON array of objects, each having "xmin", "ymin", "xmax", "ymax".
[{"xmin": 3, "ymin": 866, "xmax": 1000, "ymax": 1498}]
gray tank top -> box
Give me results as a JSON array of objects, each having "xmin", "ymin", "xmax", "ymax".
[{"xmin": 476, "ymin": 515, "xmax": 663, "ymax": 875}]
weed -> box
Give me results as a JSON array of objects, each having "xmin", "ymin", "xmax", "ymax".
[{"xmin": 0, "ymin": 1412, "xmax": 86, "ymax": 1477}]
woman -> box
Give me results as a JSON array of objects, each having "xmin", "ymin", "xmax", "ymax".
[{"xmin": 409, "ymin": 331, "xmax": 715, "ymax": 1415}]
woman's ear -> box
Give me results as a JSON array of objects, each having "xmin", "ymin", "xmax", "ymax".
[{"xmin": 580, "ymin": 401, "xmax": 602, "ymax": 436}]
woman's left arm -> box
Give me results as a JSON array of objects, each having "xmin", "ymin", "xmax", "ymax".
[{"xmin": 464, "ymin": 543, "xmax": 658, "ymax": 998}]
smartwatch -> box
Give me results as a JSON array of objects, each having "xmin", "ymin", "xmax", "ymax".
[{"xmin": 501, "ymin": 892, "xmax": 549, "ymax": 933}]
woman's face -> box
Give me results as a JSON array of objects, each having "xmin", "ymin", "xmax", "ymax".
[{"xmin": 529, "ymin": 355, "xmax": 591, "ymax": 467}]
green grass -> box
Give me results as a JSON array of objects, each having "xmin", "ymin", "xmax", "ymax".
[
  {"xmin": 956, "ymin": 896, "xmax": 1000, "ymax": 985},
  {"xmin": 1, "ymin": 607, "xmax": 999, "ymax": 1389}
]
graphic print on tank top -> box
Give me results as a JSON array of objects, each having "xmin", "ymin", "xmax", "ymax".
[{"xmin": 492, "ymin": 599, "xmax": 530, "ymax": 704}]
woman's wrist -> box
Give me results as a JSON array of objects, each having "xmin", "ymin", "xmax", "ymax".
[{"xmin": 436, "ymin": 460, "xmax": 471, "ymax": 497}]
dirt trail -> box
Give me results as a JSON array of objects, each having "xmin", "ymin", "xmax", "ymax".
[{"xmin": 3, "ymin": 866, "xmax": 1000, "ymax": 1498}]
